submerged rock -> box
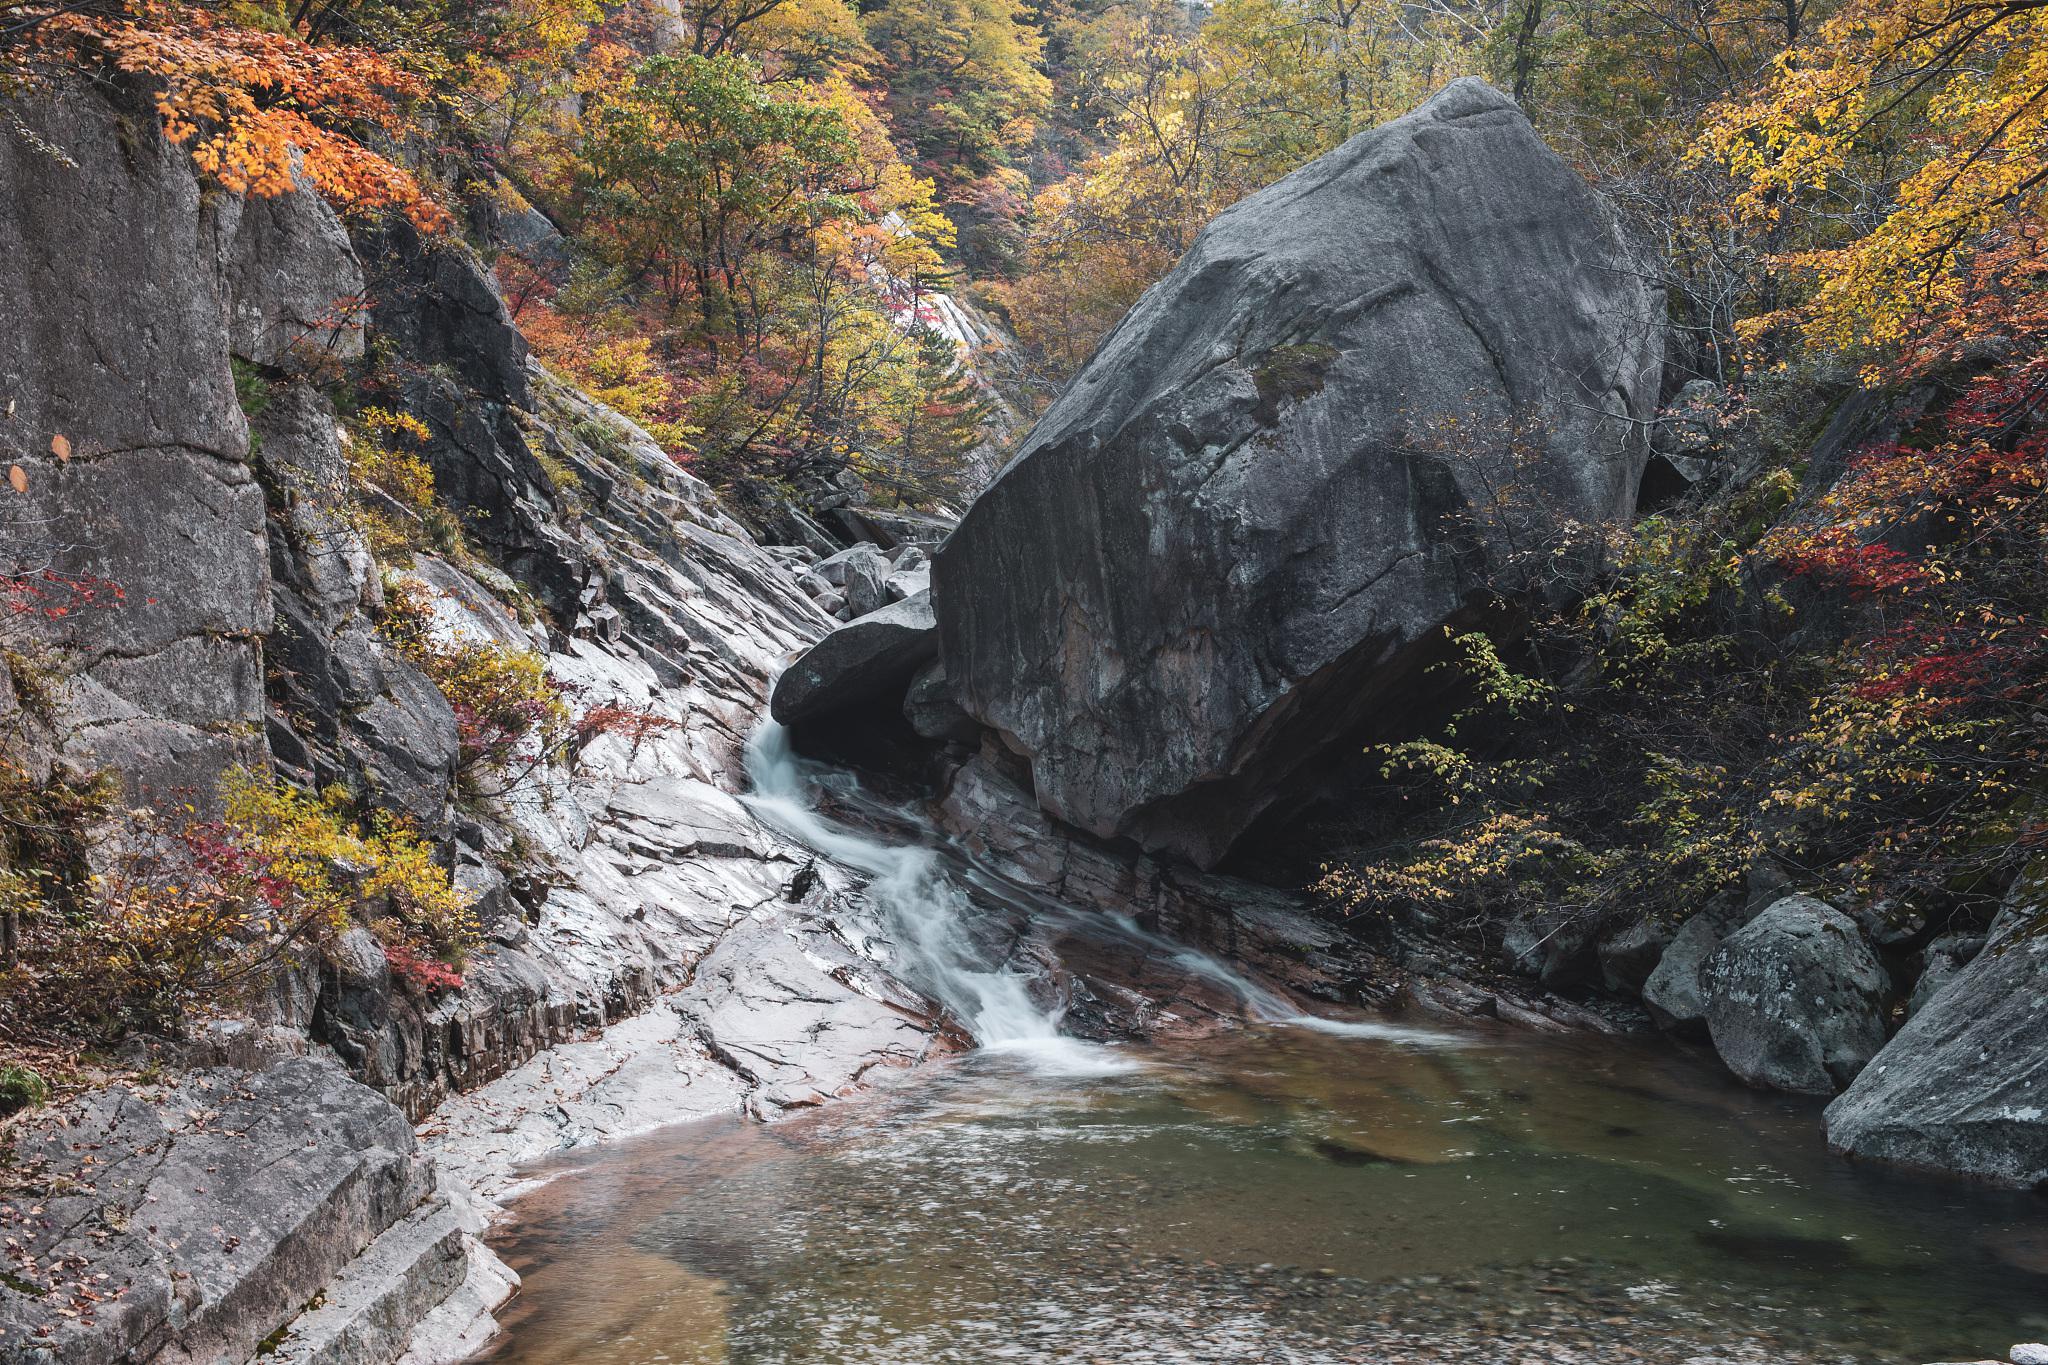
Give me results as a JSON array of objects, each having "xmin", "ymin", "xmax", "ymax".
[
  {"xmin": 933, "ymin": 78, "xmax": 1663, "ymax": 868},
  {"xmin": 1701, "ymin": 895, "xmax": 1888, "ymax": 1095}
]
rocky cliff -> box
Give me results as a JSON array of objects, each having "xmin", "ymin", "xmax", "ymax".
[{"xmin": 0, "ymin": 73, "xmax": 963, "ymax": 1363}]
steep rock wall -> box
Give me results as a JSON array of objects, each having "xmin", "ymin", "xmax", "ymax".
[
  {"xmin": 0, "ymin": 76, "xmax": 271, "ymax": 802},
  {"xmin": 0, "ymin": 74, "xmax": 961, "ymax": 1364}
]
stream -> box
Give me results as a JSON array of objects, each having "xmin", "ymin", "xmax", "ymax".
[{"xmin": 472, "ymin": 730, "xmax": 2048, "ymax": 1365}]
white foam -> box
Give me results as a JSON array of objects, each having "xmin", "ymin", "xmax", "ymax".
[
  {"xmin": 979, "ymin": 1036, "xmax": 1149, "ymax": 1077},
  {"xmin": 1277, "ymin": 1014, "xmax": 1466, "ymax": 1046}
]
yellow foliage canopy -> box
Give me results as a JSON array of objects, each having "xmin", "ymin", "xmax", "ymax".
[{"xmin": 1703, "ymin": 0, "xmax": 2048, "ymax": 364}]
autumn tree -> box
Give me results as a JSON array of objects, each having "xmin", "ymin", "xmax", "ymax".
[
  {"xmin": 862, "ymin": 0, "xmax": 1048, "ymax": 268},
  {"xmin": 578, "ymin": 52, "xmax": 860, "ymax": 346},
  {"xmin": 869, "ymin": 326, "xmax": 994, "ymax": 505},
  {"xmin": 866, "ymin": 0, "xmax": 1049, "ymax": 174},
  {"xmin": 12, "ymin": 1, "xmax": 448, "ymax": 228},
  {"xmin": 1207, "ymin": 0, "xmax": 1464, "ymax": 157},
  {"xmin": 732, "ymin": 0, "xmax": 875, "ymax": 79},
  {"xmin": 1704, "ymin": 0, "xmax": 2048, "ymax": 363}
]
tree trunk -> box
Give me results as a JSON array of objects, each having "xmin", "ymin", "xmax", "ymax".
[{"xmin": 1512, "ymin": 0, "xmax": 1544, "ymax": 104}]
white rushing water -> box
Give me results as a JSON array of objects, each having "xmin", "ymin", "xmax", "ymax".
[
  {"xmin": 744, "ymin": 723, "xmax": 1098, "ymax": 1065},
  {"xmin": 743, "ymin": 720, "xmax": 1457, "ymax": 1064}
]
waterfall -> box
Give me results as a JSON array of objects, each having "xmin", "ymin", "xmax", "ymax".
[
  {"xmin": 743, "ymin": 722, "xmax": 1068, "ymax": 1050},
  {"xmin": 744, "ymin": 720, "xmax": 1458, "ymax": 1061}
]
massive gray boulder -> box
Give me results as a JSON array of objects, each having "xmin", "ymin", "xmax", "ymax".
[
  {"xmin": 933, "ymin": 78, "xmax": 1664, "ymax": 867},
  {"xmin": 1701, "ymin": 895, "xmax": 1890, "ymax": 1095},
  {"xmin": 903, "ymin": 658, "xmax": 981, "ymax": 743},
  {"xmin": 1825, "ymin": 879, "xmax": 2048, "ymax": 1186},
  {"xmin": 770, "ymin": 591, "xmax": 938, "ymax": 725}
]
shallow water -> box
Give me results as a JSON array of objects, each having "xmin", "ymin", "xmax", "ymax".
[{"xmin": 477, "ymin": 1019, "xmax": 2048, "ymax": 1365}]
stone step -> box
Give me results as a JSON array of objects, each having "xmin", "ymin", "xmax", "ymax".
[
  {"xmin": 267, "ymin": 1197, "xmax": 468, "ymax": 1365},
  {"xmin": 393, "ymin": 1233, "xmax": 522, "ymax": 1365}
]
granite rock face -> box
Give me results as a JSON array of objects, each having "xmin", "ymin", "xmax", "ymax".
[
  {"xmin": 1596, "ymin": 916, "xmax": 1679, "ymax": 996},
  {"xmin": 928, "ymin": 750, "xmax": 1375, "ymax": 1006},
  {"xmin": 254, "ymin": 382, "xmax": 461, "ymax": 830},
  {"xmin": 222, "ymin": 161, "xmax": 369, "ymax": 368},
  {"xmin": 0, "ymin": 1058, "xmax": 435, "ymax": 1365},
  {"xmin": 0, "ymin": 75, "xmax": 270, "ymax": 802},
  {"xmin": 934, "ymin": 78, "xmax": 1664, "ymax": 868},
  {"xmin": 680, "ymin": 909, "xmax": 962, "ymax": 1119},
  {"xmin": 1701, "ymin": 895, "xmax": 1890, "ymax": 1095},
  {"xmin": 1907, "ymin": 931, "xmax": 1985, "ymax": 1018},
  {"xmin": 903, "ymin": 659, "xmax": 981, "ymax": 744}
]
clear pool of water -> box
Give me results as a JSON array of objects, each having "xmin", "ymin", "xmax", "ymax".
[{"xmin": 475, "ymin": 1017, "xmax": 2048, "ymax": 1364}]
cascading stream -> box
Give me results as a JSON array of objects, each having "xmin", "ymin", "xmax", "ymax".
[
  {"xmin": 742, "ymin": 722, "xmax": 1067, "ymax": 1049},
  {"xmin": 485, "ymin": 742, "xmax": 2048, "ymax": 1365},
  {"xmin": 741, "ymin": 720, "xmax": 1457, "ymax": 1059}
]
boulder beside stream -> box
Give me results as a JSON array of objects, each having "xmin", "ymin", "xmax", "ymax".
[
  {"xmin": 1700, "ymin": 895, "xmax": 1888, "ymax": 1096},
  {"xmin": 1825, "ymin": 899, "xmax": 2048, "ymax": 1187},
  {"xmin": 933, "ymin": 77, "xmax": 1664, "ymax": 869}
]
